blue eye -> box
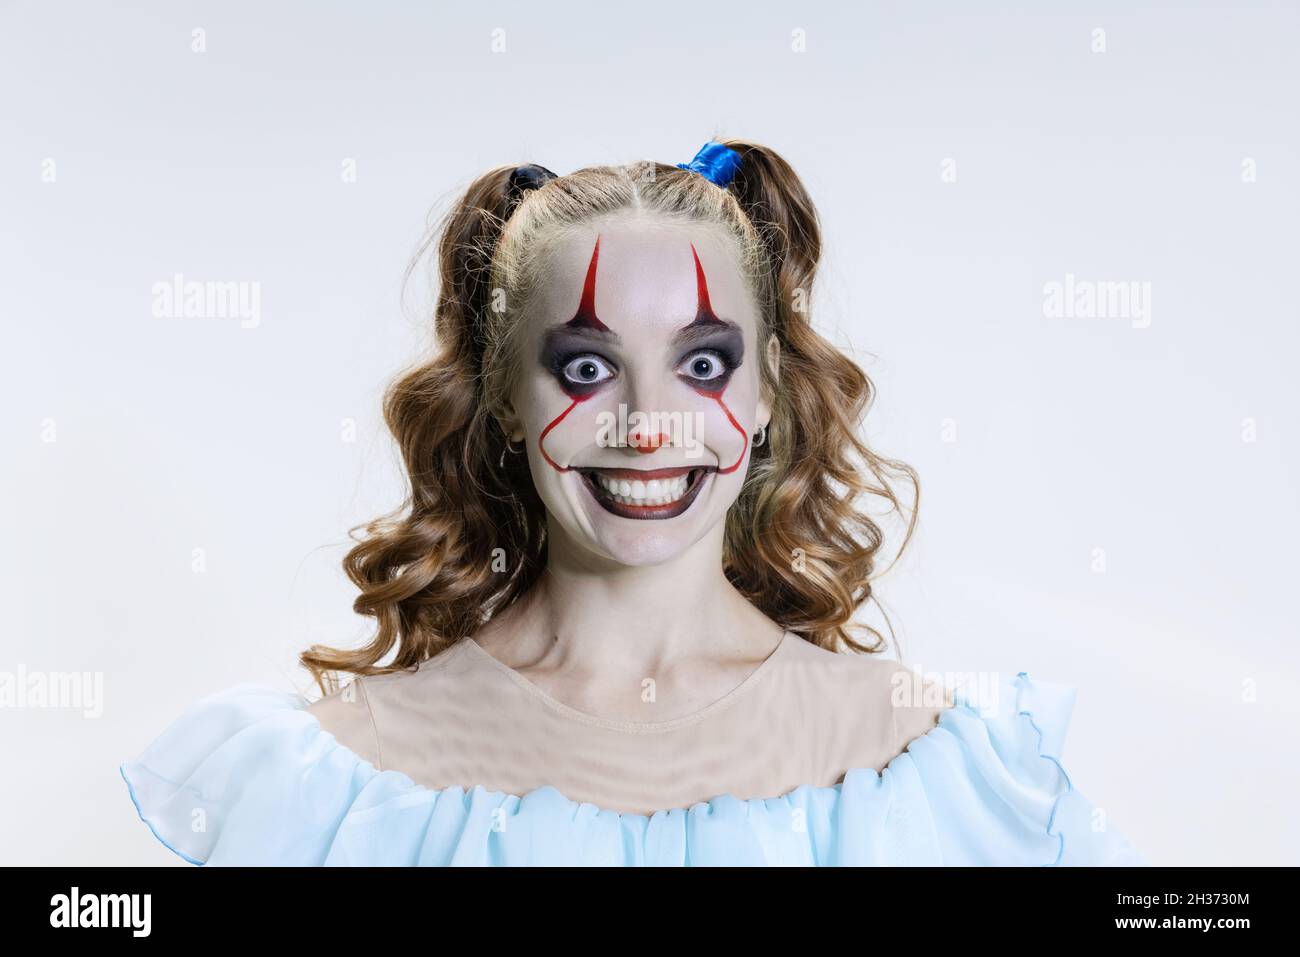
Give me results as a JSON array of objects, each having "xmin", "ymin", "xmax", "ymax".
[
  {"xmin": 563, "ymin": 355, "xmax": 615, "ymax": 385},
  {"xmin": 678, "ymin": 350, "xmax": 727, "ymax": 381}
]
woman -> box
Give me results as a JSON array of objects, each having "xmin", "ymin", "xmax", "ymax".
[{"xmin": 121, "ymin": 140, "xmax": 1147, "ymax": 866}]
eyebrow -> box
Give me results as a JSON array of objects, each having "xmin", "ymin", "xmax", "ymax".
[
  {"xmin": 671, "ymin": 244, "xmax": 739, "ymax": 344},
  {"xmin": 541, "ymin": 314, "xmax": 741, "ymax": 347},
  {"xmin": 670, "ymin": 316, "xmax": 742, "ymax": 348},
  {"xmin": 542, "ymin": 324, "xmax": 619, "ymax": 347}
]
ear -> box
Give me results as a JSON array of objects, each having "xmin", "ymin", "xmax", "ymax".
[
  {"xmin": 755, "ymin": 333, "xmax": 781, "ymax": 429},
  {"xmin": 498, "ymin": 418, "xmax": 525, "ymax": 443},
  {"xmin": 495, "ymin": 398, "xmax": 526, "ymax": 443}
]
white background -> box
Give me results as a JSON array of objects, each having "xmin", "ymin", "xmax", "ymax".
[{"xmin": 2, "ymin": 0, "xmax": 1296, "ymax": 865}]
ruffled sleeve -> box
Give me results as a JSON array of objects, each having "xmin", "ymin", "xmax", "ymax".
[
  {"xmin": 121, "ymin": 672, "xmax": 1147, "ymax": 866},
  {"xmin": 120, "ymin": 683, "xmax": 386, "ymax": 866},
  {"xmin": 874, "ymin": 670, "xmax": 1149, "ymax": 866}
]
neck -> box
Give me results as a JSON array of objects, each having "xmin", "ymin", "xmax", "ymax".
[{"xmin": 499, "ymin": 519, "xmax": 779, "ymax": 675}]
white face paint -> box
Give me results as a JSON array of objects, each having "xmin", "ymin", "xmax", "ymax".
[{"xmin": 510, "ymin": 217, "xmax": 770, "ymax": 567}]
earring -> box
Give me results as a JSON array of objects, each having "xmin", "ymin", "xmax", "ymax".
[
  {"xmin": 499, "ymin": 436, "xmax": 524, "ymax": 468},
  {"xmin": 753, "ymin": 424, "xmax": 767, "ymax": 448}
]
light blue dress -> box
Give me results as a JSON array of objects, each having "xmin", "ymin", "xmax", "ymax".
[{"xmin": 120, "ymin": 669, "xmax": 1147, "ymax": 866}]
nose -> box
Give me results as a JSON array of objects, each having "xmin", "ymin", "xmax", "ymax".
[
  {"xmin": 628, "ymin": 430, "xmax": 669, "ymax": 454},
  {"xmin": 619, "ymin": 369, "xmax": 678, "ymax": 454}
]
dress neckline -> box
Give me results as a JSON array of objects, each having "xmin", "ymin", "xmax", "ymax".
[{"xmin": 461, "ymin": 630, "xmax": 795, "ymax": 734}]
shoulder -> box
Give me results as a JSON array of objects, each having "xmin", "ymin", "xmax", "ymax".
[
  {"xmin": 775, "ymin": 635, "xmax": 956, "ymax": 752},
  {"xmin": 304, "ymin": 639, "xmax": 492, "ymax": 768},
  {"xmin": 305, "ymin": 675, "xmax": 384, "ymax": 769},
  {"xmin": 882, "ymin": 662, "xmax": 958, "ymax": 749}
]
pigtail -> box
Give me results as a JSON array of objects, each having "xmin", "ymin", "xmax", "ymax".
[
  {"xmin": 720, "ymin": 140, "xmax": 821, "ymax": 312},
  {"xmin": 717, "ymin": 140, "xmax": 920, "ymax": 655},
  {"xmin": 300, "ymin": 166, "xmax": 548, "ymax": 693}
]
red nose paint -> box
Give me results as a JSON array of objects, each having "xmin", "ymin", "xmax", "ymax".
[{"xmin": 629, "ymin": 432, "xmax": 670, "ymax": 453}]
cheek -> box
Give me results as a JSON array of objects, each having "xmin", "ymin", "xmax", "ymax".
[
  {"xmin": 535, "ymin": 394, "xmax": 592, "ymax": 471},
  {"xmin": 693, "ymin": 370, "xmax": 760, "ymax": 473},
  {"xmin": 519, "ymin": 373, "xmax": 608, "ymax": 473},
  {"xmin": 698, "ymin": 389, "xmax": 749, "ymax": 474}
]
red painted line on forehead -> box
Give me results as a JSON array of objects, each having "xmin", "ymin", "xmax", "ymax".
[
  {"xmin": 566, "ymin": 236, "xmax": 610, "ymax": 331},
  {"xmin": 689, "ymin": 245, "xmax": 745, "ymax": 471},
  {"xmin": 690, "ymin": 243, "xmax": 726, "ymax": 326}
]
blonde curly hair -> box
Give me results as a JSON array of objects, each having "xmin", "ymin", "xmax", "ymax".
[{"xmin": 301, "ymin": 140, "xmax": 919, "ymax": 694}]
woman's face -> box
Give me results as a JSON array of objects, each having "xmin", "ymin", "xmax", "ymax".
[{"xmin": 506, "ymin": 216, "xmax": 773, "ymax": 567}]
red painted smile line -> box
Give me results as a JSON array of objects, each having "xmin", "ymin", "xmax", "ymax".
[
  {"xmin": 538, "ymin": 396, "xmax": 585, "ymax": 472},
  {"xmin": 706, "ymin": 392, "xmax": 747, "ymax": 474}
]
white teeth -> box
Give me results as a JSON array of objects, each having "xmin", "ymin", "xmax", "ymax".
[{"xmin": 594, "ymin": 472, "xmax": 692, "ymax": 506}]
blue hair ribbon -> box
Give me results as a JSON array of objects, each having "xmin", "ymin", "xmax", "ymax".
[{"xmin": 676, "ymin": 141, "xmax": 742, "ymax": 188}]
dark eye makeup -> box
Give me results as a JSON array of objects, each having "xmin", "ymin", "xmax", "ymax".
[
  {"xmin": 538, "ymin": 324, "xmax": 745, "ymax": 398},
  {"xmin": 562, "ymin": 355, "xmax": 614, "ymax": 384},
  {"xmin": 540, "ymin": 329, "xmax": 618, "ymax": 398},
  {"xmin": 673, "ymin": 326, "xmax": 744, "ymax": 391},
  {"xmin": 677, "ymin": 348, "xmax": 735, "ymax": 385}
]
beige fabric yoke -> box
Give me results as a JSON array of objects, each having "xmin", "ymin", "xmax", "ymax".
[{"xmin": 307, "ymin": 631, "xmax": 953, "ymax": 816}]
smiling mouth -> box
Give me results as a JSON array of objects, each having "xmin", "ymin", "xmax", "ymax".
[{"xmin": 576, "ymin": 465, "xmax": 713, "ymax": 520}]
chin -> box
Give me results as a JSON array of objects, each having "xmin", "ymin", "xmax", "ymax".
[{"xmin": 586, "ymin": 525, "xmax": 706, "ymax": 567}]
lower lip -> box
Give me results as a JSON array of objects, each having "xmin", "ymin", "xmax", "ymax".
[{"xmin": 579, "ymin": 468, "xmax": 711, "ymax": 520}]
